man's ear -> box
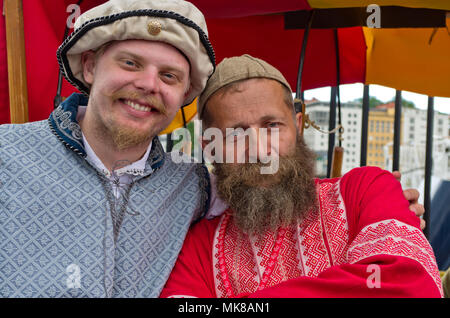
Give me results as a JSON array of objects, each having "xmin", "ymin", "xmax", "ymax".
[
  {"xmin": 295, "ymin": 112, "xmax": 304, "ymax": 136},
  {"xmin": 81, "ymin": 51, "xmax": 97, "ymax": 85}
]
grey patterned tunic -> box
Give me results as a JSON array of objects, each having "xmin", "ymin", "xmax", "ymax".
[{"xmin": 0, "ymin": 93, "xmax": 210, "ymax": 297}]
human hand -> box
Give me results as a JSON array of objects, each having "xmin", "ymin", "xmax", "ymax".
[{"xmin": 393, "ymin": 171, "xmax": 426, "ymax": 230}]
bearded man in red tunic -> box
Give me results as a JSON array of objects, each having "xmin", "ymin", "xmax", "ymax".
[{"xmin": 161, "ymin": 55, "xmax": 443, "ymax": 298}]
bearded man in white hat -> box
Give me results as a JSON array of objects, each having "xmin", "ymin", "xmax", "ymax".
[{"xmin": 0, "ymin": 0, "xmax": 214, "ymax": 298}]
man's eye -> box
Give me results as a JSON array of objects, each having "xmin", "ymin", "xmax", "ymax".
[
  {"xmin": 161, "ymin": 73, "xmax": 178, "ymax": 82},
  {"xmin": 122, "ymin": 60, "xmax": 137, "ymax": 68},
  {"xmin": 268, "ymin": 122, "xmax": 280, "ymax": 128}
]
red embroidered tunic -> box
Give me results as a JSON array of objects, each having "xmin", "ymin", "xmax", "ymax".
[{"xmin": 161, "ymin": 167, "xmax": 443, "ymax": 298}]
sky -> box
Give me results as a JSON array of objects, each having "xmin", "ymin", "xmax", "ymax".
[{"xmin": 304, "ymin": 83, "xmax": 450, "ymax": 114}]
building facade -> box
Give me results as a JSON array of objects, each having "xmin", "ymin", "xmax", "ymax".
[
  {"xmin": 303, "ymin": 99, "xmax": 362, "ymax": 177},
  {"xmin": 303, "ymin": 100, "xmax": 450, "ymax": 186}
]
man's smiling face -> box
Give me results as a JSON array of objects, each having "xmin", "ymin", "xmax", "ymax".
[{"xmin": 82, "ymin": 39, "xmax": 191, "ymax": 149}]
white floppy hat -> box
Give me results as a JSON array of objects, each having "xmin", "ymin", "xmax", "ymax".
[{"xmin": 56, "ymin": 0, "xmax": 216, "ymax": 106}]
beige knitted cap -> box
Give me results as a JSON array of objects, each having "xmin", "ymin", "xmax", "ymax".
[
  {"xmin": 57, "ymin": 0, "xmax": 215, "ymax": 106},
  {"xmin": 198, "ymin": 54, "xmax": 292, "ymax": 117}
]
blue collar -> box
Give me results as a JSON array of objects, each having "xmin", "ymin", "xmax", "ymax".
[{"xmin": 48, "ymin": 93, "xmax": 165, "ymax": 172}]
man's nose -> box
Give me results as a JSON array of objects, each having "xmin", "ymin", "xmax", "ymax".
[
  {"xmin": 133, "ymin": 67, "xmax": 160, "ymax": 94},
  {"xmin": 245, "ymin": 128, "xmax": 272, "ymax": 162}
]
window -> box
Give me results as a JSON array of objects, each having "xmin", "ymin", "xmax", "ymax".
[{"xmin": 313, "ymin": 111, "xmax": 328, "ymax": 126}]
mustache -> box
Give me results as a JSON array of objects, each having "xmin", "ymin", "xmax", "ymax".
[{"xmin": 110, "ymin": 89, "xmax": 167, "ymax": 116}]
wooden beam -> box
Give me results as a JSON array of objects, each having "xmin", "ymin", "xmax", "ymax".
[
  {"xmin": 4, "ymin": 0, "xmax": 29, "ymax": 124},
  {"xmin": 330, "ymin": 146, "xmax": 344, "ymax": 178}
]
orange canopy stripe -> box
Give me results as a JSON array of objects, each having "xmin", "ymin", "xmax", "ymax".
[{"xmin": 364, "ymin": 17, "xmax": 450, "ymax": 98}]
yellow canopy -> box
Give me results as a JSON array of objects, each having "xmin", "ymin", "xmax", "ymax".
[
  {"xmin": 159, "ymin": 98, "xmax": 198, "ymax": 135},
  {"xmin": 308, "ymin": 0, "xmax": 450, "ymax": 10},
  {"xmin": 364, "ymin": 17, "xmax": 450, "ymax": 98}
]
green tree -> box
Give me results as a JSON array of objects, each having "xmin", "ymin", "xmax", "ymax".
[
  {"xmin": 353, "ymin": 97, "xmax": 384, "ymax": 108},
  {"xmin": 353, "ymin": 97, "xmax": 416, "ymax": 109},
  {"xmin": 388, "ymin": 98, "xmax": 416, "ymax": 109}
]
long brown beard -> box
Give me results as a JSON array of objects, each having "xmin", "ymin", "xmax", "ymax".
[{"xmin": 213, "ymin": 135, "xmax": 317, "ymax": 235}]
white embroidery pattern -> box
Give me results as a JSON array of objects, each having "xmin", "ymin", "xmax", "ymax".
[{"xmin": 347, "ymin": 219, "xmax": 443, "ymax": 297}]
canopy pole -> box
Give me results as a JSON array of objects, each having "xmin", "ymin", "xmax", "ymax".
[
  {"xmin": 327, "ymin": 87, "xmax": 337, "ymax": 178},
  {"xmin": 329, "ymin": 28, "xmax": 344, "ymax": 178},
  {"xmin": 4, "ymin": 0, "xmax": 29, "ymax": 124},
  {"xmin": 294, "ymin": 10, "xmax": 314, "ymax": 136},
  {"xmin": 295, "ymin": 10, "xmax": 314, "ymax": 105},
  {"xmin": 333, "ymin": 29, "xmax": 343, "ymax": 148},
  {"xmin": 181, "ymin": 106, "xmax": 187, "ymax": 128},
  {"xmin": 392, "ymin": 90, "xmax": 402, "ymax": 171},
  {"xmin": 423, "ymin": 96, "xmax": 434, "ymax": 239},
  {"xmin": 166, "ymin": 133, "xmax": 174, "ymax": 152},
  {"xmin": 360, "ymin": 85, "xmax": 370, "ymax": 166}
]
